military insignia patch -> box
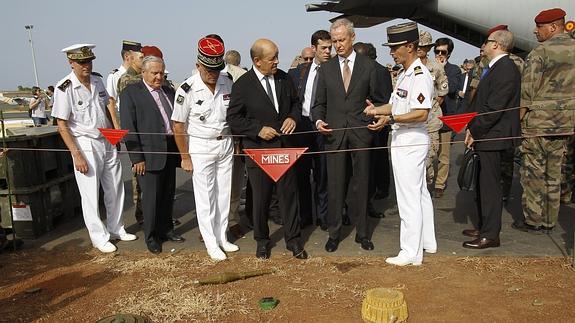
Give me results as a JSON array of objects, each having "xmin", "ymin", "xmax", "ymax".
[
  {"xmin": 397, "ymin": 89, "xmax": 408, "ymax": 98},
  {"xmin": 176, "ymin": 95, "xmax": 184, "ymax": 105},
  {"xmin": 223, "ymin": 94, "xmax": 231, "ymax": 101},
  {"xmin": 414, "ymin": 66, "xmax": 423, "ymax": 76},
  {"xmin": 195, "ymin": 100, "xmax": 204, "ymax": 105},
  {"xmin": 181, "ymin": 83, "xmax": 191, "ymax": 93},
  {"xmin": 417, "ymin": 93, "xmax": 425, "ymax": 104},
  {"xmin": 58, "ymin": 79, "xmax": 71, "ymax": 92},
  {"xmin": 98, "ymin": 91, "xmax": 106, "ymax": 97}
]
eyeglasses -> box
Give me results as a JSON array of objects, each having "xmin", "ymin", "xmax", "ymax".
[
  {"xmin": 302, "ymin": 57, "xmax": 314, "ymax": 62},
  {"xmin": 75, "ymin": 59, "xmax": 93, "ymax": 65},
  {"xmin": 484, "ymin": 39, "xmax": 497, "ymax": 45},
  {"xmin": 434, "ymin": 49, "xmax": 448, "ymax": 55}
]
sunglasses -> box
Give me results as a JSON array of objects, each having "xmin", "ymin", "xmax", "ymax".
[
  {"xmin": 434, "ymin": 49, "xmax": 448, "ymax": 55},
  {"xmin": 75, "ymin": 59, "xmax": 93, "ymax": 65},
  {"xmin": 302, "ymin": 57, "xmax": 314, "ymax": 62}
]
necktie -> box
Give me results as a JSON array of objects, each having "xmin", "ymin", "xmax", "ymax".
[
  {"xmin": 155, "ymin": 89, "xmax": 173, "ymax": 134},
  {"xmin": 310, "ymin": 65, "xmax": 320, "ymax": 111},
  {"xmin": 264, "ymin": 76, "xmax": 275, "ymax": 106},
  {"xmin": 342, "ymin": 58, "xmax": 351, "ymax": 92},
  {"xmin": 480, "ymin": 67, "xmax": 490, "ymax": 80}
]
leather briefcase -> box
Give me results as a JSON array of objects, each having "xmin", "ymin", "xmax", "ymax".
[{"xmin": 458, "ymin": 149, "xmax": 480, "ymax": 191}]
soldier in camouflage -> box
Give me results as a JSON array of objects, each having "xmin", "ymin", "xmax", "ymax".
[
  {"xmin": 513, "ymin": 8, "xmax": 575, "ymax": 232},
  {"xmin": 416, "ymin": 31, "xmax": 449, "ymax": 187}
]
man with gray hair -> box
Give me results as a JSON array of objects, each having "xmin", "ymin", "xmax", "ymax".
[
  {"xmin": 120, "ymin": 55, "xmax": 183, "ymax": 254},
  {"xmin": 463, "ymin": 29, "xmax": 521, "ymax": 249},
  {"xmin": 312, "ymin": 18, "xmax": 387, "ymax": 253}
]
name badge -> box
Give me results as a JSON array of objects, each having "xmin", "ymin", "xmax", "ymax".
[{"xmin": 396, "ymin": 89, "xmax": 408, "ymax": 98}]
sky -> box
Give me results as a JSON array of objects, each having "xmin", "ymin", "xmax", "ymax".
[{"xmin": 0, "ymin": 0, "xmax": 478, "ymax": 90}]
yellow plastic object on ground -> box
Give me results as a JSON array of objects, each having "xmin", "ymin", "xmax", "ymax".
[{"xmin": 362, "ymin": 288, "xmax": 408, "ymax": 323}]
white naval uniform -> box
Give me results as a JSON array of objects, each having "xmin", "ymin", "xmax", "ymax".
[
  {"xmin": 389, "ymin": 58, "xmax": 437, "ymax": 263},
  {"xmin": 171, "ymin": 73, "xmax": 234, "ymax": 252},
  {"xmin": 52, "ymin": 71, "xmax": 127, "ymax": 248},
  {"xmin": 106, "ymin": 65, "xmax": 126, "ymax": 109}
]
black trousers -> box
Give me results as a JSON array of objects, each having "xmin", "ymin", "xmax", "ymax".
[
  {"xmin": 326, "ymin": 130, "xmax": 371, "ymax": 240},
  {"xmin": 475, "ymin": 150, "xmax": 503, "ymax": 240},
  {"xmin": 246, "ymin": 165, "xmax": 300, "ymax": 249},
  {"xmin": 369, "ymin": 127, "xmax": 390, "ymax": 199},
  {"xmin": 139, "ymin": 140, "xmax": 178, "ymax": 244},
  {"xmin": 295, "ymin": 118, "xmax": 328, "ymax": 224}
]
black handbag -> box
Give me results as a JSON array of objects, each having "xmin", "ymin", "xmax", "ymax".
[{"xmin": 458, "ymin": 148, "xmax": 480, "ymax": 191}]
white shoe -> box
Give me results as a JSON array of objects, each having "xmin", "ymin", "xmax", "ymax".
[
  {"xmin": 96, "ymin": 242, "xmax": 117, "ymax": 253},
  {"xmin": 220, "ymin": 241, "xmax": 239, "ymax": 252},
  {"xmin": 385, "ymin": 255, "xmax": 422, "ymax": 266},
  {"xmin": 207, "ymin": 248, "xmax": 227, "ymax": 261},
  {"xmin": 425, "ymin": 249, "xmax": 437, "ymax": 254},
  {"xmin": 111, "ymin": 233, "xmax": 138, "ymax": 241}
]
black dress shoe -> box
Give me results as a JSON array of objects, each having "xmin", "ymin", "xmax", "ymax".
[
  {"xmin": 355, "ymin": 235, "xmax": 375, "ymax": 251},
  {"xmin": 256, "ymin": 245, "xmax": 270, "ymax": 259},
  {"xmin": 462, "ymin": 229, "xmax": 480, "ymax": 238},
  {"xmin": 162, "ymin": 232, "xmax": 185, "ymax": 243},
  {"xmin": 288, "ymin": 245, "xmax": 308, "ymax": 259},
  {"xmin": 325, "ymin": 238, "xmax": 339, "ymax": 252},
  {"xmin": 462, "ymin": 237, "xmax": 500, "ymax": 249},
  {"xmin": 368, "ymin": 206, "xmax": 385, "ymax": 219},
  {"xmin": 147, "ymin": 240, "xmax": 162, "ymax": 254},
  {"xmin": 270, "ymin": 216, "xmax": 284, "ymax": 225},
  {"xmin": 511, "ymin": 221, "xmax": 541, "ymax": 233},
  {"xmin": 316, "ymin": 218, "xmax": 328, "ymax": 231}
]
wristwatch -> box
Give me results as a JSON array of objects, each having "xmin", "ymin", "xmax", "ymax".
[{"xmin": 388, "ymin": 115, "xmax": 395, "ymax": 125}]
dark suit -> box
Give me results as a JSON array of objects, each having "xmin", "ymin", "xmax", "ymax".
[
  {"xmin": 227, "ymin": 68, "xmax": 302, "ymax": 250},
  {"xmin": 467, "ymin": 55, "xmax": 520, "ymax": 240},
  {"xmin": 442, "ymin": 61, "xmax": 462, "ymax": 116},
  {"xmin": 120, "ymin": 81, "xmax": 180, "ymax": 244},
  {"xmin": 290, "ymin": 62, "xmax": 328, "ymax": 226},
  {"xmin": 311, "ymin": 53, "xmax": 386, "ymax": 241},
  {"xmin": 457, "ymin": 71, "xmax": 473, "ymax": 113},
  {"xmin": 370, "ymin": 62, "xmax": 393, "ymax": 200}
]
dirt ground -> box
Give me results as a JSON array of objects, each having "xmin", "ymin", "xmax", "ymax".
[{"xmin": 1, "ymin": 247, "xmax": 574, "ymax": 322}]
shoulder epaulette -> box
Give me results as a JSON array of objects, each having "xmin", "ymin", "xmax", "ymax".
[
  {"xmin": 58, "ymin": 79, "xmax": 71, "ymax": 92},
  {"xmin": 91, "ymin": 71, "xmax": 103, "ymax": 77},
  {"xmin": 414, "ymin": 66, "xmax": 423, "ymax": 76},
  {"xmin": 110, "ymin": 68, "xmax": 119, "ymax": 74},
  {"xmin": 180, "ymin": 82, "xmax": 191, "ymax": 93}
]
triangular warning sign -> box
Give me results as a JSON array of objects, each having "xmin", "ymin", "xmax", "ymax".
[
  {"xmin": 244, "ymin": 148, "xmax": 308, "ymax": 182},
  {"xmin": 98, "ymin": 128, "xmax": 129, "ymax": 145},
  {"xmin": 438, "ymin": 112, "xmax": 478, "ymax": 133}
]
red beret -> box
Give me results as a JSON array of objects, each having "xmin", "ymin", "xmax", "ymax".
[
  {"xmin": 535, "ymin": 8, "xmax": 566, "ymax": 24},
  {"xmin": 487, "ymin": 24, "xmax": 508, "ymax": 36},
  {"xmin": 141, "ymin": 46, "xmax": 163, "ymax": 59}
]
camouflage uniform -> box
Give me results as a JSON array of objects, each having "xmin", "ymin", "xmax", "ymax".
[
  {"xmin": 560, "ymin": 135, "xmax": 575, "ymax": 203},
  {"xmin": 117, "ymin": 66, "xmax": 144, "ymax": 223},
  {"xmin": 498, "ymin": 54, "xmax": 524, "ymax": 199},
  {"xmin": 423, "ymin": 59, "xmax": 449, "ymax": 185},
  {"xmin": 520, "ymin": 32, "xmax": 575, "ymax": 228}
]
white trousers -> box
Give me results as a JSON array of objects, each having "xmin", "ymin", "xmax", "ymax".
[
  {"xmin": 189, "ymin": 137, "xmax": 233, "ymax": 251},
  {"xmin": 73, "ymin": 136, "xmax": 126, "ymax": 248},
  {"xmin": 390, "ymin": 128, "xmax": 436, "ymax": 262}
]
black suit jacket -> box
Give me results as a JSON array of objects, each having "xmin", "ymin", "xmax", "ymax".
[
  {"xmin": 120, "ymin": 81, "xmax": 180, "ymax": 171},
  {"xmin": 468, "ymin": 55, "xmax": 521, "ymax": 151},
  {"xmin": 442, "ymin": 61, "xmax": 462, "ymax": 115},
  {"xmin": 227, "ymin": 68, "xmax": 302, "ymax": 154},
  {"xmin": 311, "ymin": 53, "xmax": 386, "ymax": 149}
]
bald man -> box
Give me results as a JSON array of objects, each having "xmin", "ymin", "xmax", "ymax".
[{"xmin": 227, "ymin": 39, "xmax": 307, "ymax": 260}]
